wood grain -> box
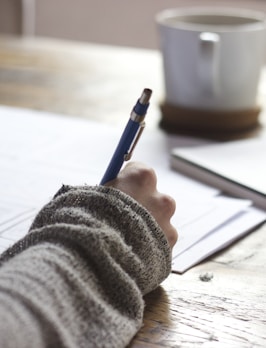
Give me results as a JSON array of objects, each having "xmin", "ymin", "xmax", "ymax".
[
  {"xmin": 131, "ymin": 225, "xmax": 266, "ymax": 347},
  {"xmin": 0, "ymin": 35, "xmax": 265, "ymax": 347}
]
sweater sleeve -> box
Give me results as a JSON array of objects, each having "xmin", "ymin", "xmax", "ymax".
[{"xmin": 0, "ymin": 185, "xmax": 172, "ymax": 348}]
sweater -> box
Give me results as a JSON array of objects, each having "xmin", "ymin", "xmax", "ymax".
[{"xmin": 0, "ymin": 185, "xmax": 172, "ymax": 348}]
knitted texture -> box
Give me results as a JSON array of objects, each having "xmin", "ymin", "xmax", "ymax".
[{"xmin": 0, "ymin": 185, "xmax": 171, "ymax": 348}]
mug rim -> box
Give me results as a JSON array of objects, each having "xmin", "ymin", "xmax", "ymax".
[{"xmin": 156, "ymin": 7, "xmax": 266, "ymax": 32}]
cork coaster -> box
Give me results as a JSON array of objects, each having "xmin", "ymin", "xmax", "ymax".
[{"xmin": 159, "ymin": 102, "xmax": 261, "ymax": 135}]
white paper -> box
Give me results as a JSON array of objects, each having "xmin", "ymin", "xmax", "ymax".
[
  {"xmin": 0, "ymin": 105, "xmax": 265, "ymax": 272},
  {"xmin": 172, "ymin": 196, "xmax": 252, "ymax": 258},
  {"xmin": 172, "ymin": 206, "xmax": 266, "ymax": 273}
]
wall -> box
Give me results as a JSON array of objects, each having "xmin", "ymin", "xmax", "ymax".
[
  {"xmin": 34, "ymin": 0, "xmax": 266, "ymax": 49},
  {"xmin": 1, "ymin": 0, "xmax": 266, "ymax": 49},
  {"xmin": 0, "ymin": 0, "xmax": 21, "ymax": 34}
]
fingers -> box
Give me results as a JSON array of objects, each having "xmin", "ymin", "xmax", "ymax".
[
  {"xmin": 154, "ymin": 192, "xmax": 176, "ymax": 220},
  {"xmin": 105, "ymin": 162, "xmax": 178, "ymax": 248},
  {"xmin": 162, "ymin": 222, "xmax": 178, "ymax": 249},
  {"xmin": 111, "ymin": 162, "xmax": 157, "ymax": 195},
  {"xmin": 147, "ymin": 191, "xmax": 178, "ymax": 249}
]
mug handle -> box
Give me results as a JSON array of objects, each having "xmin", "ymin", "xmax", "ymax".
[{"xmin": 198, "ymin": 32, "xmax": 220, "ymax": 96}]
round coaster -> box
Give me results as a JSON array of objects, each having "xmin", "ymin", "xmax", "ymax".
[{"xmin": 159, "ymin": 102, "xmax": 261, "ymax": 135}]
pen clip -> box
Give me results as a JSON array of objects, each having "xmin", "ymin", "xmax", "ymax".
[{"xmin": 124, "ymin": 122, "xmax": 145, "ymax": 161}]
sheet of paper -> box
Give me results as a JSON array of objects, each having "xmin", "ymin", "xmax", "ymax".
[
  {"xmin": 172, "ymin": 196, "xmax": 252, "ymax": 258},
  {"xmin": 0, "ymin": 105, "xmax": 265, "ymax": 272},
  {"xmin": 172, "ymin": 206, "xmax": 266, "ymax": 273}
]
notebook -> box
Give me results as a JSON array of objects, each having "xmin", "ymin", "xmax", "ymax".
[{"xmin": 171, "ymin": 137, "xmax": 266, "ymax": 210}]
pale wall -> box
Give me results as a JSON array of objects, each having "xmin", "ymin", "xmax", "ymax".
[
  {"xmin": 1, "ymin": 0, "xmax": 266, "ymax": 49},
  {"xmin": 35, "ymin": 0, "xmax": 266, "ymax": 49}
]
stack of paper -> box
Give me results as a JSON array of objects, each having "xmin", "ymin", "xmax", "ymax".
[{"xmin": 0, "ymin": 106, "xmax": 265, "ymax": 273}]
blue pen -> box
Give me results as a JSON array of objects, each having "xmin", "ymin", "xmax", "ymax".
[{"xmin": 100, "ymin": 88, "xmax": 152, "ymax": 185}]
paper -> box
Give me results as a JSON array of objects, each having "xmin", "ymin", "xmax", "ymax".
[
  {"xmin": 0, "ymin": 105, "xmax": 265, "ymax": 272},
  {"xmin": 172, "ymin": 196, "xmax": 252, "ymax": 258},
  {"xmin": 171, "ymin": 137, "xmax": 266, "ymax": 209},
  {"xmin": 172, "ymin": 206, "xmax": 266, "ymax": 273}
]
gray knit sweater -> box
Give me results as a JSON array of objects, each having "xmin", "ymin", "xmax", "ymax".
[{"xmin": 0, "ymin": 185, "xmax": 171, "ymax": 348}]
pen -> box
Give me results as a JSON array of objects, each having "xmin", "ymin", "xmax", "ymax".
[{"xmin": 100, "ymin": 88, "xmax": 152, "ymax": 185}]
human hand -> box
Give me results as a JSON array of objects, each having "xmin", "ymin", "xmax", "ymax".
[{"xmin": 105, "ymin": 162, "xmax": 178, "ymax": 249}]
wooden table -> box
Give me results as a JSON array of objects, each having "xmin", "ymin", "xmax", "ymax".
[{"xmin": 0, "ymin": 35, "xmax": 265, "ymax": 347}]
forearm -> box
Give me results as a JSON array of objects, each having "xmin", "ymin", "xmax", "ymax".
[
  {"xmin": 0, "ymin": 185, "xmax": 171, "ymax": 348},
  {"xmin": 0, "ymin": 240, "xmax": 142, "ymax": 348}
]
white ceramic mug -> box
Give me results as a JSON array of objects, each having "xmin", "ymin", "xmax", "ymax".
[{"xmin": 156, "ymin": 8, "xmax": 266, "ymax": 111}]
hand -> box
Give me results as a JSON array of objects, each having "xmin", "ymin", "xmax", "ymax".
[{"xmin": 105, "ymin": 162, "xmax": 178, "ymax": 249}]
